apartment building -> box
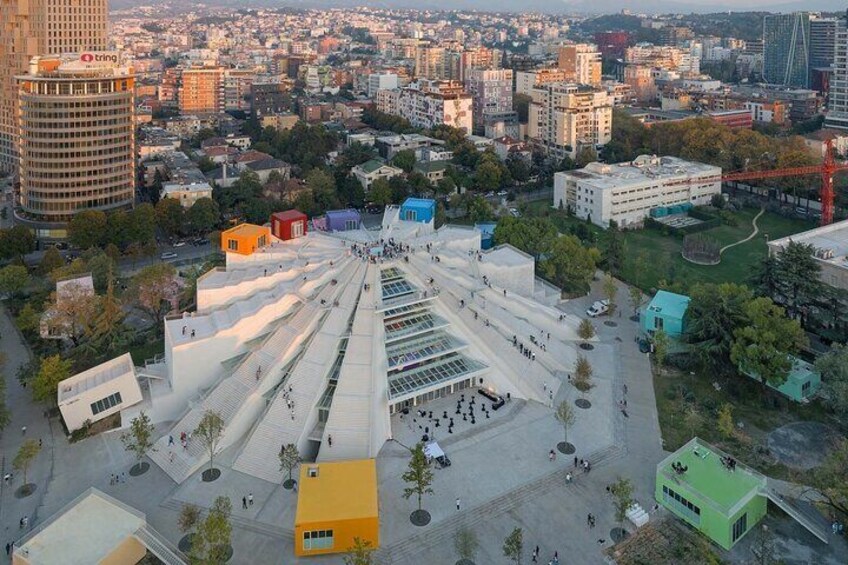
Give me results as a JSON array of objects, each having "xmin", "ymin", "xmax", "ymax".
[
  {"xmin": 367, "ymin": 73, "xmax": 399, "ymax": 98},
  {"xmin": 826, "ymin": 18, "xmax": 848, "ymax": 130},
  {"xmin": 459, "ymin": 47, "xmax": 502, "ymax": 82},
  {"xmin": 557, "ymin": 44, "xmax": 602, "ymax": 86},
  {"xmin": 527, "ymin": 83, "xmax": 612, "ymax": 161},
  {"xmin": 415, "ymin": 46, "xmax": 449, "ymax": 80},
  {"xmin": 16, "ymin": 54, "xmax": 135, "ymax": 238},
  {"xmin": 380, "ymin": 81, "xmax": 473, "ymax": 133},
  {"xmin": 466, "ymin": 69, "xmax": 514, "ymax": 135},
  {"xmin": 553, "ymin": 155, "xmax": 721, "ymax": 228},
  {"xmin": 625, "ymin": 44, "xmax": 700, "ymax": 75},
  {"xmin": 0, "ymin": 0, "xmax": 108, "ymax": 173},
  {"xmin": 745, "ymin": 101, "xmax": 786, "ymax": 124},
  {"xmin": 179, "ymin": 67, "xmax": 224, "ymax": 114},
  {"xmin": 515, "ymin": 68, "xmax": 569, "ymax": 96}
]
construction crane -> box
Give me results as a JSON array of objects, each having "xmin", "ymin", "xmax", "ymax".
[{"xmin": 668, "ymin": 139, "xmax": 848, "ymax": 226}]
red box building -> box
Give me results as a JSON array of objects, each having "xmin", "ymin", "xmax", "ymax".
[{"xmin": 271, "ymin": 210, "xmax": 308, "ymax": 241}]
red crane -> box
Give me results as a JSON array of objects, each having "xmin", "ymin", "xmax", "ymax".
[{"xmin": 669, "ymin": 139, "xmax": 848, "ymax": 226}]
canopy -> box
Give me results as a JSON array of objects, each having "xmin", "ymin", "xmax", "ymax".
[{"xmin": 424, "ymin": 441, "xmax": 445, "ymax": 459}]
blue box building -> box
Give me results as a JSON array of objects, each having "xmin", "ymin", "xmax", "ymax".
[
  {"xmin": 475, "ymin": 222, "xmax": 497, "ymax": 250},
  {"xmin": 641, "ymin": 290, "xmax": 691, "ymax": 338},
  {"xmin": 400, "ymin": 198, "xmax": 435, "ymax": 223}
]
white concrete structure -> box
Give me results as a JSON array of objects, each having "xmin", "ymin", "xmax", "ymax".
[
  {"xmin": 554, "ymin": 155, "xmax": 721, "ymax": 229},
  {"xmin": 367, "ymin": 73, "xmax": 399, "ymax": 98},
  {"xmin": 378, "ymin": 81, "xmax": 473, "ymax": 134},
  {"xmin": 58, "ymin": 353, "xmax": 143, "ymax": 432},
  {"xmin": 160, "ymin": 180, "xmax": 213, "ymax": 208},
  {"xmin": 129, "ymin": 202, "xmax": 582, "ymax": 485},
  {"xmin": 768, "ymin": 218, "xmax": 848, "ymax": 292}
]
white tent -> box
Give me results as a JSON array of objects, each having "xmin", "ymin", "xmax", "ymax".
[{"xmin": 424, "ymin": 441, "xmax": 445, "ymax": 460}]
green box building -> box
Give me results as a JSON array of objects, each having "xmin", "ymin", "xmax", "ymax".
[{"xmin": 655, "ymin": 438, "xmax": 768, "ymax": 550}]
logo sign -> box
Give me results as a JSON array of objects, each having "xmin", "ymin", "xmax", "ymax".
[{"xmin": 79, "ymin": 52, "xmax": 120, "ymax": 67}]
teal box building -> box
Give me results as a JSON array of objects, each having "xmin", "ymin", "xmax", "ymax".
[{"xmin": 641, "ymin": 290, "xmax": 690, "ymax": 338}]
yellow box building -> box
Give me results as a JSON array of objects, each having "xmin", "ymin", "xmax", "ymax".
[
  {"xmin": 221, "ymin": 223, "xmax": 271, "ymax": 255},
  {"xmin": 294, "ymin": 459, "xmax": 380, "ymax": 557}
]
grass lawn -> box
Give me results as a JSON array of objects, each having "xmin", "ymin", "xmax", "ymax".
[{"xmin": 653, "ymin": 364, "xmax": 836, "ymax": 481}]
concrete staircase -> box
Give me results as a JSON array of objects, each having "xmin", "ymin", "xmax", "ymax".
[
  {"xmin": 148, "ymin": 259, "xmax": 359, "ymax": 483},
  {"xmin": 133, "ymin": 525, "xmax": 187, "ymax": 565}
]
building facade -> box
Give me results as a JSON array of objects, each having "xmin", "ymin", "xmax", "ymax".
[
  {"xmin": 826, "ymin": 19, "xmax": 848, "ymax": 130},
  {"xmin": 557, "ymin": 44, "xmax": 602, "ymax": 86},
  {"xmin": 527, "ymin": 83, "xmax": 612, "ymax": 161},
  {"xmin": 179, "ymin": 67, "xmax": 224, "ymax": 114},
  {"xmin": 16, "ymin": 54, "xmax": 135, "ymax": 238},
  {"xmin": 515, "ymin": 68, "xmax": 568, "ymax": 96},
  {"xmin": 0, "ymin": 0, "xmax": 108, "ymax": 173},
  {"xmin": 466, "ymin": 69, "xmax": 513, "ymax": 135},
  {"xmin": 763, "ymin": 12, "xmax": 811, "ymax": 88},
  {"xmin": 553, "ymin": 155, "xmax": 721, "ymax": 228},
  {"xmin": 391, "ymin": 81, "xmax": 472, "ymax": 133},
  {"xmin": 367, "ymin": 73, "xmax": 399, "ymax": 98}
]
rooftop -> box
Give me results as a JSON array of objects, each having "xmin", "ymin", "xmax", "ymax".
[
  {"xmin": 768, "ymin": 218, "xmax": 848, "ymax": 273},
  {"xmin": 58, "ymin": 353, "xmax": 135, "ymax": 403},
  {"xmin": 559, "ymin": 155, "xmax": 720, "ymax": 191},
  {"xmin": 223, "ymin": 223, "xmax": 271, "ymax": 239},
  {"xmin": 295, "ymin": 459, "xmax": 378, "ymax": 524},
  {"xmin": 658, "ymin": 438, "xmax": 766, "ymax": 515},
  {"xmin": 646, "ymin": 290, "xmax": 690, "ymax": 320}
]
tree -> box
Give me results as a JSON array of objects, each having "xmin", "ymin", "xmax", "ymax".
[
  {"xmin": 187, "ymin": 197, "xmax": 220, "ymax": 234},
  {"xmin": 0, "ymin": 354, "xmax": 11, "ymax": 432},
  {"xmin": 68, "ymin": 210, "xmax": 107, "ymax": 249},
  {"xmin": 577, "ymin": 318, "xmax": 595, "ymax": 342},
  {"xmin": 178, "ymin": 503, "xmax": 201, "ymax": 539},
  {"xmin": 194, "ymin": 410, "xmax": 225, "ymax": 474},
  {"xmin": 603, "ymin": 273, "xmax": 618, "ymax": 317},
  {"xmin": 369, "ymin": 178, "xmax": 393, "ymax": 206},
  {"xmin": 730, "ymin": 297, "xmax": 807, "ymax": 387},
  {"xmin": 121, "ymin": 411, "xmax": 155, "ymax": 473},
  {"xmin": 653, "ymin": 329, "xmax": 669, "ymax": 372},
  {"xmin": 31, "ymin": 354, "xmax": 72, "ymax": 407},
  {"xmin": 39, "ymin": 247, "xmax": 64, "ymax": 276},
  {"xmin": 686, "ymin": 283, "xmax": 753, "ymax": 375},
  {"xmin": 717, "ymin": 403, "xmax": 734, "ymax": 439},
  {"xmin": 155, "ymin": 197, "xmax": 185, "ymax": 237},
  {"xmin": 391, "ymin": 149, "xmax": 416, "ymax": 173},
  {"xmin": 604, "ymin": 227, "xmax": 625, "ymax": 274},
  {"xmin": 89, "ymin": 271, "xmax": 128, "ymax": 352},
  {"xmin": 750, "ymin": 525, "xmax": 779, "ymax": 565},
  {"xmin": 554, "ymin": 400, "xmax": 576, "ymax": 450},
  {"xmin": 539, "ymin": 235, "xmax": 600, "ymax": 294},
  {"xmin": 125, "ymin": 263, "xmax": 180, "ymax": 328},
  {"xmin": 575, "ymin": 146, "xmax": 598, "ymax": 168},
  {"xmin": 766, "ymin": 241, "xmax": 826, "ymax": 323},
  {"xmin": 126, "ymin": 203, "xmax": 157, "ymax": 246},
  {"xmin": 401, "ymin": 442, "xmax": 434, "ymax": 514},
  {"xmin": 85, "ymin": 252, "xmax": 117, "ymax": 293},
  {"xmin": 628, "ymin": 286, "xmax": 643, "ymax": 316},
  {"xmin": 573, "ymin": 355, "xmax": 594, "ymax": 397},
  {"xmin": 0, "ymin": 265, "xmax": 30, "ymax": 297},
  {"xmin": 278, "ymin": 443, "xmax": 301, "ymax": 488},
  {"xmin": 453, "ymin": 528, "xmax": 479, "ymax": 564},
  {"xmin": 683, "ymin": 404, "xmax": 703, "ymax": 438},
  {"xmin": 0, "ymin": 226, "xmax": 35, "ymax": 261},
  {"xmin": 493, "ymin": 217, "xmax": 557, "ymax": 260},
  {"xmin": 812, "ymin": 439, "xmax": 848, "ymax": 516},
  {"xmin": 502, "ymin": 527, "xmax": 523, "ymax": 565},
  {"xmin": 13, "ymin": 440, "xmax": 41, "ymax": 485},
  {"xmin": 15, "ymin": 303, "xmax": 40, "ymax": 336},
  {"xmin": 610, "ymin": 476, "xmax": 635, "ymax": 524},
  {"xmin": 475, "ymin": 160, "xmax": 501, "ymax": 192},
  {"xmin": 190, "ymin": 496, "xmax": 233, "ymax": 564},
  {"xmin": 465, "ymin": 195, "xmax": 493, "ymax": 223},
  {"xmin": 42, "ymin": 281, "xmax": 99, "ymax": 345},
  {"xmin": 344, "ymin": 537, "xmax": 377, "ymax": 565},
  {"xmin": 815, "ymin": 344, "xmax": 848, "ymax": 420}
]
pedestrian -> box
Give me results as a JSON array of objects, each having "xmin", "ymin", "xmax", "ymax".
[
  {"xmin": 38, "ymin": 438, "xmax": 42, "ymax": 447},
  {"xmin": 121, "ymin": 472, "xmax": 126, "ymax": 483},
  {"xmin": 110, "ymin": 474, "xmax": 115, "ymax": 485},
  {"xmin": 543, "ymin": 382, "xmax": 547, "ymax": 392},
  {"xmin": 242, "ymin": 496, "xmax": 248, "ymax": 510},
  {"xmin": 21, "ymin": 426, "xmax": 26, "ymax": 435},
  {"xmin": 328, "ymin": 435, "xmax": 333, "ymax": 447},
  {"xmin": 168, "ymin": 435, "xmax": 174, "ymax": 446},
  {"xmin": 5, "ymin": 542, "xmax": 10, "ymax": 556},
  {"xmin": 566, "ymin": 472, "xmax": 572, "ymax": 483},
  {"xmin": 169, "ymin": 451, "xmax": 174, "ymax": 463},
  {"xmin": 623, "ymin": 384, "xmax": 628, "ymax": 395},
  {"xmin": 188, "ymin": 431, "xmax": 192, "ymax": 442},
  {"xmin": 532, "ymin": 546, "xmax": 538, "ymax": 562},
  {"xmin": 456, "ymin": 497, "xmax": 461, "ymax": 511},
  {"xmin": 587, "ymin": 513, "xmax": 592, "ymax": 527},
  {"xmin": 248, "ymin": 493, "xmax": 254, "ymax": 506}
]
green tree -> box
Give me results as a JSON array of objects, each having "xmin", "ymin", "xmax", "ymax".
[
  {"xmin": 813, "ymin": 439, "xmax": 848, "ymax": 516},
  {"xmin": 730, "ymin": 297, "xmax": 807, "ymax": 387},
  {"xmin": 16, "ymin": 303, "xmax": 40, "ymax": 336},
  {"xmin": 493, "ymin": 217, "xmax": 557, "ymax": 260},
  {"xmin": 369, "ymin": 178, "xmax": 393, "ymax": 206},
  {"xmin": 190, "ymin": 496, "xmax": 233, "ymax": 564},
  {"xmin": 653, "ymin": 329, "xmax": 669, "ymax": 372},
  {"xmin": 539, "ymin": 235, "xmax": 600, "ymax": 294},
  {"xmin": 197, "ymin": 156, "xmax": 216, "ymax": 173},
  {"xmin": 453, "ymin": 528, "xmax": 479, "ymax": 565},
  {"xmin": 717, "ymin": 403, "xmax": 734, "ymax": 439},
  {"xmin": 85, "ymin": 252, "xmax": 117, "ymax": 293},
  {"xmin": 502, "ymin": 527, "xmax": 523, "ymax": 565},
  {"xmin": 766, "ymin": 241, "xmax": 826, "ymax": 324},
  {"xmin": 683, "ymin": 404, "xmax": 703, "ymax": 438},
  {"xmin": 573, "ymin": 355, "xmax": 594, "ymax": 398},
  {"xmin": 187, "ymin": 198, "xmax": 220, "ymax": 234},
  {"xmin": 13, "ymin": 439, "xmax": 41, "ymax": 485},
  {"xmin": 344, "ymin": 537, "xmax": 377, "ymax": 565},
  {"xmin": 815, "ymin": 344, "xmax": 848, "ymax": 420},
  {"xmin": 0, "ymin": 225, "xmax": 36, "ymax": 260},
  {"xmin": 278, "ymin": 443, "xmax": 301, "ymax": 488},
  {"xmin": 195, "ymin": 410, "xmax": 225, "ymax": 474},
  {"xmin": 474, "ymin": 161, "xmax": 501, "ymax": 192},
  {"xmin": 391, "ymin": 149, "xmax": 416, "ymax": 173},
  {"xmin": 603, "ymin": 273, "xmax": 618, "ymax": 317},
  {"xmin": 38, "ymin": 247, "xmax": 64, "ymax": 276},
  {"xmin": 628, "ymin": 286, "xmax": 643, "ymax": 316},
  {"xmin": 126, "ymin": 203, "xmax": 157, "ymax": 245},
  {"xmin": 575, "ymin": 146, "xmax": 598, "ymax": 168},
  {"xmin": 401, "ymin": 442, "xmax": 434, "ymax": 513},
  {"xmin": 178, "ymin": 503, "xmax": 201, "ymax": 541},
  {"xmin": 686, "ymin": 283, "xmax": 753, "ymax": 375},
  {"xmin": 577, "ymin": 318, "xmax": 595, "ymax": 342},
  {"xmin": 31, "ymin": 355, "xmax": 72, "ymax": 406},
  {"xmin": 0, "ymin": 265, "xmax": 30, "ymax": 297},
  {"xmin": 121, "ymin": 411, "xmax": 155, "ymax": 473},
  {"xmin": 155, "ymin": 197, "xmax": 185, "ymax": 236},
  {"xmin": 554, "ymin": 400, "xmax": 576, "ymax": 448},
  {"xmin": 610, "ymin": 476, "xmax": 635, "ymax": 524},
  {"xmin": 604, "ymin": 227, "xmax": 625, "ymax": 273},
  {"xmin": 125, "ymin": 263, "xmax": 179, "ymax": 329},
  {"xmin": 435, "ymin": 177, "xmax": 456, "ymax": 198},
  {"xmin": 68, "ymin": 210, "xmax": 107, "ymax": 249},
  {"xmin": 465, "ymin": 195, "xmax": 493, "ymax": 223}
]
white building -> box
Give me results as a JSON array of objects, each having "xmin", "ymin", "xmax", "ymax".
[
  {"xmin": 826, "ymin": 19, "xmax": 848, "ymax": 130},
  {"xmin": 385, "ymin": 81, "xmax": 473, "ymax": 133},
  {"xmin": 58, "ymin": 353, "xmax": 143, "ymax": 432},
  {"xmin": 553, "ymin": 155, "xmax": 722, "ymax": 228},
  {"xmin": 160, "ymin": 181, "xmax": 214, "ymax": 208},
  {"xmin": 367, "ymin": 73, "xmax": 399, "ymax": 98},
  {"xmin": 351, "ymin": 159, "xmax": 404, "ymax": 190},
  {"xmin": 767, "ymin": 219, "xmax": 848, "ymax": 292}
]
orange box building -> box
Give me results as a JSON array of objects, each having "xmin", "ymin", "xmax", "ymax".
[
  {"xmin": 294, "ymin": 459, "xmax": 379, "ymax": 557},
  {"xmin": 221, "ymin": 223, "xmax": 271, "ymax": 255}
]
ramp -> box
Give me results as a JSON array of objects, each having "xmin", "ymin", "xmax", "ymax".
[{"xmin": 764, "ymin": 480, "xmax": 830, "ymax": 544}]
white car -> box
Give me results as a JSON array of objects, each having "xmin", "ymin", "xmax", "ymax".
[
  {"xmin": 497, "ymin": 190, "xmax": 508, "ymax": 196},
  {"xmin": 160, "ymin": 251, "xmax": 178, "ymax": 260},
  {"xmin": 586, "ymin": 299, "xmax": 610, "ymax": 317}
]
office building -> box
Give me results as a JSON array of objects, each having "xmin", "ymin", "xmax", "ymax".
[
  {"xmin": 367, "ymin": 73, "xmax": 399, "ymax": 98},
  {"xmin": 809, "ymin": 17, "xmax": 838, "ymax": 71},
  {"xmin": 0, "ymin": 0, "xmax": 108, "ymax": 173},
  {"xmin": 179, "ymin": 67, "xmax": 224, "ymax": 114},
  {"xmin": 768, "ymin": 218, "xmax": 848, "ymax": 292},
  {"xmin": 826, "ymin": 18, "xmax": 848, "ymax": 130},
  {"xmin": 557, "ymin": 44, "xmax": 602, "ymax": 86},
  {"xmin": 16, "ymin": 54, "xmax": 136, "ymax": 238},
  {"xmin": 466, "ymin": 69, "xmax": 514, "ymax": 134},
  {"xmin": 527, "ymin": 83, "xmax": 613, "ymax": 161},
  {"xmin": 553, "ymin": 155, "xmax": 721, "ymax": 228},
  {"xmin": 763, "ymin": 13, "xmax": 811, "ymax": 88}
]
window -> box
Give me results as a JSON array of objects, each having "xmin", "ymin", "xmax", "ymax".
[
  {"xmin": 303, "ymin": 530, "xmax": 334, "ymax": 551},
  {"xmin": 307, "ymin": 467, "xmax": 319, "ymax": 478},
  {"xmin": 227, "ymin": 239, "xmax": 238, "ymax": 251},
  {"xmin": 90, "ymin": 391, "xmax": 122, "ymax": 416},
  {"xmin": 732, "ymin": 513, "xmax": 748, "ymax": 542},
  {"xmin": 662, "ymin": 485, "xmax": 701, "ymax": 525},
  {"xmin": 654, "ymin": 317, "xmax": 664, "ymax": 331},
  {"xmin": 292, "ymin": 221, "xmax": 304, "ymax": 238},
  {"xmin": 801, "ymin": 381, "xmax": 811, "ymax": 396}
]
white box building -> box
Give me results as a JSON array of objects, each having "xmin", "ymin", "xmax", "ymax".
[{"xmin": 554, "ymin": 155, "xmax": 722, "ymax": 228}]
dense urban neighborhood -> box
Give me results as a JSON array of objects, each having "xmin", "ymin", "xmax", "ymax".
[{"xmin": 1, "ymin": 2, "xmax": 848, "ymax": 564}]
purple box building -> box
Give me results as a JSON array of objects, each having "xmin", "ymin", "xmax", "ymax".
[{"xmin": 325, "ymin": 209, "xmax": 361, "ymax": 232}]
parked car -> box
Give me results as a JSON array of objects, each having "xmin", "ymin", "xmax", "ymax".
[
  {"xmin": 160, "ymin": 251, "xmax": 178, "ymax": 260},
  {"xmin": 173, "ymin": 240, "xmax": 187, "ymax": 247},
  {"xmin": 509, "ymin": 208, "xmax": 520, "ymax": 218},
  {"xmin": 586, "ymin": 299, "xmax": 610, "ymax": 317}
]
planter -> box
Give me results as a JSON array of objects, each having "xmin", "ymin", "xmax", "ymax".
[
  {"xmin": 15, "ymin": 483, "xmax": 36, "ymax": 499},
  {"xmin": 557, "ymin": 441, "xmax": 576, "ymax": 455},
  {"xmin": 579, "ymin": 343, "xmax": 594, "ymax": 351},
  {"xmin": 575, "ymin": 398, "xmax": 592, "ymax": 409},
  {"xmin": 201, "ymin": 468, "xmax": 221, "ymax": 482},
  {"xmin": 283, "ymin": 478, "xmax": 296, "ymax": 490},
  {"xmin": 610, "ymin": 527, "xmax": 629, "ymax": 543},
  {"xmin": 129, "ymin": 461, "xmax": 150, "ymax": 477},
  {"xmin": 410, "ymin": 509, "xmax": 431, "ymax": 526}
]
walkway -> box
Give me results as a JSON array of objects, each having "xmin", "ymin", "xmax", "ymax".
[{"xmin": 719, "ymin": 207, "xmax": 765, "ymax": 256}]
